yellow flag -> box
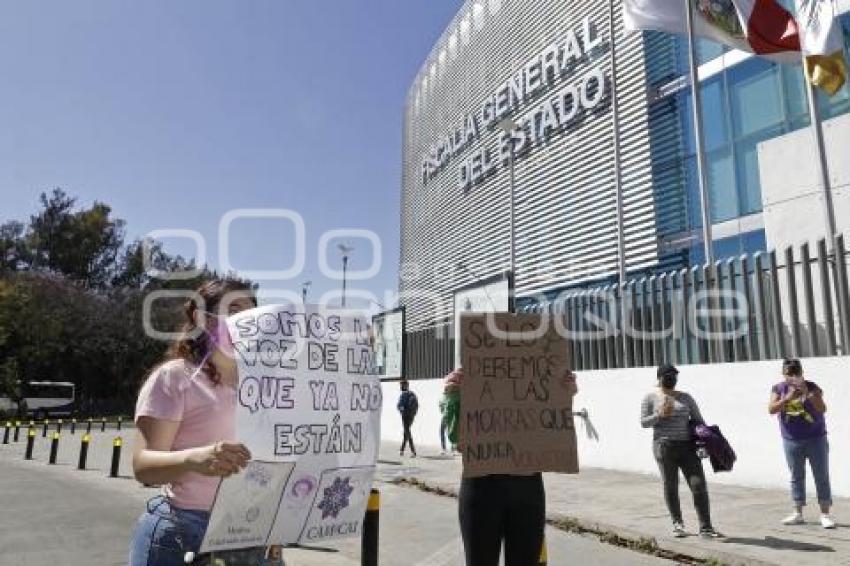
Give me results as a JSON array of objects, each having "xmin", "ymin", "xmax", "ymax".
[
  {"xmin": 805, "ymin": 51, "xmax": 849, "ymax": 96},
  {"xmin": 795, "ymin": 0, "xmax": 848, "ymax": 95}
]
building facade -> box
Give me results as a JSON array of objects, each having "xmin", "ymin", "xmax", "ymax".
[{"xmin": 399, "ymin": 0, "xmax": 850, "ymax": 377}]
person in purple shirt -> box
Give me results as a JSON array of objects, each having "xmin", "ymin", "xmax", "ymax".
[{"xmin": 768, "ymin": 358, "xmax": 835, "ymax": 529}]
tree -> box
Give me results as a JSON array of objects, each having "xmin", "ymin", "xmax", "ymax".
[
  {"xmin": 0, "ymin": 190, "xmax": 257, "ymax": 412},
  {"xmin": 0, "ymin": 220, "xmax": 28, "ymax": 273},
  {"xmin": 28, "ymin": 188, "xmax": 125, "ymax": 288}
]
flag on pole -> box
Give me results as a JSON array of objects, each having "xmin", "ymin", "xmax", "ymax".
[
  {"xmin": 623, "ymin": 0, "xmax": 801, "ymax": 62},
  {"xmin": 794, "ymin": 0, "xmax": 848, "ymax": 95}
]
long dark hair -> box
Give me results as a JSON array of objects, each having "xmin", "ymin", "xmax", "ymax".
[{"xmin": 165, "ymin": 279, "xmax": 256, "ymax": 385}]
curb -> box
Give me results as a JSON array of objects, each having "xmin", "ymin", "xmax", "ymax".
[{"xmin": 388, "ymin": 476, "xmax": 776, "ymax": 566}]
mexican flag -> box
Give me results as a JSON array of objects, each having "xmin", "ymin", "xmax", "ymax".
[
  {"xmin": 623, "ymin": 0, "xmax": 847, "ymax": 93},
  {"xmin": 623, "ymin": 0, "xmax": 801, "ymax": 60}
]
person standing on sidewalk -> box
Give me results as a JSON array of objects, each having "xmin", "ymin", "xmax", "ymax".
[
  {"xmin": 441, "ymin": 369, "xmax": 461, "ymax": 454},
  {"xmin": 444, "ymin": 367, "xmax": 578, "ymax": 566},
  {"xmin": 128, "ymin": 279, "xmax": 283, "ymax": 566},
  {"xmin": 641, "ymin": 364, "xmax": 722, "ymax": 539},
  {"xmin": 439, "ymin": 395, "xmax": 449, "ymax": 454},
  {"xmin": 768, "ymin": 358, "xmax": 835, "ymax": 529},
  {"xmin": 397, "ymin": 380, "xmax": 418, "ymax": 457}
]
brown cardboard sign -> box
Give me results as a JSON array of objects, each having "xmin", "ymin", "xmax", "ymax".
[{"xmin": 459, "ymin": 313, "xmax": 577, "ymax": 478}]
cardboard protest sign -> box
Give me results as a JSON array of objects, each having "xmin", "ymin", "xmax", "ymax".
[
  {"xmin": 459, "ymin": 312, "xmax": 577, "ymax": 478},
  {"xmin": 200, "ymin": 305, "xmax": 381, "ymax": 554}
]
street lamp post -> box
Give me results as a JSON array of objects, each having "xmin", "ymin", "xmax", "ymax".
[{"xmin": 337, "ymin": 243, "xmax": 354, "ymax": 307}]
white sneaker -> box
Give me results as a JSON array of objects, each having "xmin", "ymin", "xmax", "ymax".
[
  {"xmin": 672, "ymin": 522, "xmax": 687, "ymax": 538},
  {"xmin": 821, "ymin": 515, "xmax": 836, "ymax": 529},
  {"xmin": 782, "ymin": 512, "xmax": 804, "ymax": 525}
]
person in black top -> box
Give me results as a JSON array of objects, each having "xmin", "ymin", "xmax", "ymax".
[{"xmin": 397, "ymin": 380, "xmax": 418, "ymax": 457}]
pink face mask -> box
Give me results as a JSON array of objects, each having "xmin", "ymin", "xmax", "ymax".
[{"xmin": 201, "ymin": 312, "xmax": 234, "ymax": 357}]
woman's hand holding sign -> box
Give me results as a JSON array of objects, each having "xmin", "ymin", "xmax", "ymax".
[
  {"xmin": 188, "ymin": 441, "xmax": 252, "ymax": 478},
  {"xmin": 562, "ymin": 369, "xmax": 578, "ymax": 398}
]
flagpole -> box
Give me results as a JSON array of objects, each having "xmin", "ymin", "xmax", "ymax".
[
  {"xmin": 609, "ymin": 0, "xmax": 629, "ymax": 364},
  {"xmin": 684, "ymin": 0, "xmax": 714, "ymax": 265},
  {"xmin": 609, "ymin": 0, "xmax": 626, "ymax": 283},
  {"xmin": 805, "ymin": 79, "xmax": 837, "ymax": 243}
]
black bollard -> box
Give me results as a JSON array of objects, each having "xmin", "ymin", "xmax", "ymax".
[
  {"xmin": 101, "ymin": 417, "xmax": 106, "ymax": 433},
  {"xmin": 42, "ymin": 419, "xmax": 49, "ymax": 438},
  {"xmin": 78, "ymin": 434, "xmax": 90, "ymax": 470},
  {"xmin": 361, "ymin": 488, "xmax": 380, "ymax": 566},
  {"xmin": 86, "ymin": 418, "xmax": 92, "ymax": 434},
  {"xmin": 71, "ymin": 418, "xmax": 76, "ymax": 435},
  {"xmin": 2, "ymin": 422, "xmax": 9, "ymax": 445},
  {"xmin": 49, "ymin": 431, "xmax": 60, "ymax": 464},
  {"xmin": 117, "ymin": 416, "xmax": 122, "ymax": 431},
  {"xmin": 13, "ymin": 421, "xmax": 20, "ymax": 442},
  {"xmin": 109, "ymin": 437, "xmax": 122, "ymax": 478},
  {"xmin": 57, "ymin": 419, "xmax": 63, "ymax": 434},
  {"xmin": 25, "ymin": 428, "xmax": 35, "ymax": 460},
  {"xmin": 539, "ymin": 536, "xmax": 547, "ymax": 566}
]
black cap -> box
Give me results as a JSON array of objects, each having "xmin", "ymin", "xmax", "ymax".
[{"xmin": 657, "ymin": 364, "xmax": 679, "ymax": 378}]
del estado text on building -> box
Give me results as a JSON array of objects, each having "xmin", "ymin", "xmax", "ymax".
[{"xmin": 420, "ymin": 15, "xmax": 612, "ymax": 191}]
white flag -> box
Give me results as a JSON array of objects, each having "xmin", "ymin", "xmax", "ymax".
[{"xmin": 795, "ymin": 0, "xmax": 848, "ymax": 95}]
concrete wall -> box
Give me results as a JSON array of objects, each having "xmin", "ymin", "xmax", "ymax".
[
  {"xmin": 383, "ymin": 357, "xmax": 850, "ymax": 496},
  {"xmin": 759, "ymin": 112, "xmax": 850, "ymax": 251}
]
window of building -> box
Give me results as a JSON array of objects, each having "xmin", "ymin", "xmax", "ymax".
[{"xmin": 648, "ymin": 11, "xmax": 850, "ymax": 268}]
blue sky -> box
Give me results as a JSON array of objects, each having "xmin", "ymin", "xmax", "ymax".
[{"xmin": 0, "ymin": 0, "xmax": 461, "ymax": 308}]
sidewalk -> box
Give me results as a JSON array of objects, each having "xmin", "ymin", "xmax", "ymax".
[{"xmin": 376, "ymin": 442, "xmax": 850, "ymax": 566}]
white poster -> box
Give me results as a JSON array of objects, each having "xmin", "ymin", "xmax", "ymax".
[
  {"xmin": 200, "ymin": 461, "xmax": 294, "ymax": 552},
  {"xmin": 372, "ymin": 309, "xmax": 404, "ymax": 379},
  {"xmin": 200, "ymin": 304, "xmax": 382, "ymax": 553}
]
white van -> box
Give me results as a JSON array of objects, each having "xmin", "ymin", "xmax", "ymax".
[{"xmin": 0, "ymin": 381, "xmax": 75, "ymax": 419}]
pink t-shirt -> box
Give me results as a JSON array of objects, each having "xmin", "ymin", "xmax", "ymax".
[{"xmin": 135, "ymin": 359, "xmax": 236, "ymax": 511}]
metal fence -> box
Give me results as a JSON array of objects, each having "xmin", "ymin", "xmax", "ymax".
[
  {"xmin": 525, "ymin": 234, "xmax": 850, "ymax": 371},
  {"xmin": 403, "ymin": 234, "xmax": 850, "ymax": 378}
]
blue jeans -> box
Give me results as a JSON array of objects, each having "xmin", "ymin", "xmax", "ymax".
[
  {"xmin": 129, "ymin": 496, "xmax": 285, "ymax": 566},
  {"xmin": 783, "ymin": 436, "xmax": 832, "ymax": 507}
]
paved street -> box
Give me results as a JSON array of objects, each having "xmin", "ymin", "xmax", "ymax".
[{"xmin": 0, "ymin": 426, "xmax": 672, "ymax": 565}]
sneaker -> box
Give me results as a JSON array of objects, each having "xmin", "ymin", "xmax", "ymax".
[
  {"xmin": 672, "ymin": 522, "xmax": 687, "ymax": 538},
  {"xmin": 782, "ymin": 512, "xmax": 804, "ymax": 525},
  {"xmin": 699, "ymin": 527, "xmax": 723, "ymax": 539},
  {"xmin": 821, "ymin": 515, "xmax": 836, "ymax": 529}
]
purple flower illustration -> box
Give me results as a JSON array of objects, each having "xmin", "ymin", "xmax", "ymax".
[
  {"xmin": 245, "ymin": 463, "xmax": 271, "ymax": 488},
  {"xmin": 317, "ymin": 477, "xmax": 354, "ymax": 520}
]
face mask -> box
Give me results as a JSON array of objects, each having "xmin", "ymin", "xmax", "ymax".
[
  {"xmin": 201, "ymin": 311, "xmax": 234, "ymax": 357},
  {"xmin": 660, "ymin": 375, "xmax": 678, "ymax": 389}
]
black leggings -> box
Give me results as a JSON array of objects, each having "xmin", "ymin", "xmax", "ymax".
[
  {"xmin": 654, "ymin": 439, "xmax": 712, "ymax": 530},
  {"xmin": 459, "ymin": 474, "xmax": 545, "ymax": 566},
  {"xmin": 400, "ymin": 415, "xmax": 416, "ymax": 454}
]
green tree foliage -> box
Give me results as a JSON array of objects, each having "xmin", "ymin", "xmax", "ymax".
[
  {"xmin": 27, "ymin": 189, "xmax": 125, "ymax": 288},
  {"xmin": 0, "ymin": 190, "xmax": 256, "ymax": 414}
]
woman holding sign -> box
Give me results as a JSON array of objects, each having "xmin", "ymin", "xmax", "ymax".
[
  {"xmin": 128, "ymin": 279, "xmax": 282, "ymax": 565},
  {"xmin": 442, "ymin": 367, "xmax": 578, "ymax": 566}
]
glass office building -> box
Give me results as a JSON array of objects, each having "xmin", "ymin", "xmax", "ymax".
[
  {"xmin": 648, "ymin": 17, "xmax": 850, "ymax": 271},
  {"xmin": 398, "ymin": 0, "xmax": 850, "ymax": 355}
]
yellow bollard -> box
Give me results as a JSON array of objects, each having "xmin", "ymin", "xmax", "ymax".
[
  {"xmin": 110, "ymin": 436, "xmax": 122, "ymax": 477},
  {"xmin": 538, "ymin": 536, "xmax": 547, "ymax": 566},
  {"xmin": 361, "ymin": 489, "xmax": 380, "ymax": 566}
]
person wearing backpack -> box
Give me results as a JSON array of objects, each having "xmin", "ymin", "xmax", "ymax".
[{"xmin": 397, "ymin": 380, "xmax": 418, "ymax": 457}]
